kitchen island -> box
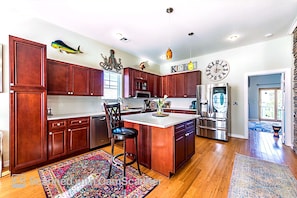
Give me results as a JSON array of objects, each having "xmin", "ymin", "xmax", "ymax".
[{"xmin": 122, "ymin": 112, "xmax": 199, "ymax": 177}]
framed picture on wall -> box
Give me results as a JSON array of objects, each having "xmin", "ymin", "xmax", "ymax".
[{"xmin": 0, "ymin": 44, "xmax": 2, "ymax": 93}]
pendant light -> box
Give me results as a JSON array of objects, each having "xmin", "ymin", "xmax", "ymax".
[
  {"xmin": 187, "ymin": 32, "xmax": 194, "ymax": 70},
  {"xmin": 166, "ymin": 7, "xmax": 173, "ymax": 60}
]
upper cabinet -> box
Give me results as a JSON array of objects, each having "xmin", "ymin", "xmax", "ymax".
[
  {"xmin": 47, "ymin": 59, "xmax": 103, "ymax": 96},
  {"xmin": 162, "ymin": 71, "xmax": 201, "ymax": 98},
  {"xmin": 89, "ymin": 68, "xmax": 104, "ymax": 96},
  {"xmin": 123, "ymin": 68, "xmax": 201, "ymax": 98},
  {"xmin": 123, "ymin": 67, "xmax": 161, "ymax": 98}
]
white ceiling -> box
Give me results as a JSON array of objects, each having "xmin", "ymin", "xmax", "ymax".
[{"xmin": 6, "ymin": 0, "xmax": 297, "ymax": 65}]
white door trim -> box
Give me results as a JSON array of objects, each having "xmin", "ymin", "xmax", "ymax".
[{"xmin": 244, "ymin": 68, "xmax": 293, "ymax": 147}]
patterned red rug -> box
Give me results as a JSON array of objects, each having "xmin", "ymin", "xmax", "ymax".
[{"xmin": 38, "ymin": 150, "xmax": 159, "ymax": 197}]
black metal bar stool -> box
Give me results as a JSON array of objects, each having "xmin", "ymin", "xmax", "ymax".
[{"xmin": 103, "ymin": 103, "xmax": 141, "ymax": 183}]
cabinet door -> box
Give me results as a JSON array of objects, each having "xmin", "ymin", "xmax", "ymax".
[
  {"xmin": 123, "ymin": 68, "xmax": 135, "ymax": 97},
  {"xmin": 47, "ymin": 59, "xmax": 71, "ymax": 95},
  {"xmin": 10, "ymin": 90, "xmax": 47, "ymax": 172},
  {"xmin": 71, "ymin": 65, "xmax": 90, "ymax": 95},
  {"xmin": 185, "ymin": 120, "xmax": 195, "ymax": 159},
  {"xmin": 174, "ymin": 123, "xmax": 186, "ymax": 171},
  {"xmin": 161, "ymin": 76, "xmax": 168, "ymax": 97},
  {"xmin": 185, "ymin": 130, "xmax": 195, "ymax": 159},
  {"xmin": 48, "ymin": 128, "xmax": 67, "ymax": 160},
  {"xmin": 166, "ymin": 75, "xmax": 177, "ymax": 97},
  {"xmin": 68, "ymin": 117, "xmax": 90, "ymax": 153},
  {"xmin": 9, "ymin": 36, "xmax": 46, "ymax": 89},
  {"xmin": 184, "ymin": 71, "xmax": 201, "ymax": 97},
  {"xmin": 68, "ymin": 126, "xmax": 89, "ymax": 153},
  {"xmin": 175, "ymin": 131, "xmax": 186, "ymax": 171},
  {"xmin": 148, "ymin": 74, "xmax": 161, "ymax": 98},
  {"xmin": 48, "ymin": 120, "xmax": 67, "ymax": 160},
  {"xmin": 89, "ymin": 68, "xmax": 103, "ymax": 96},
  {"xmin": 175, "ymin": 73, "xmax": 185, "ymax": 97}
]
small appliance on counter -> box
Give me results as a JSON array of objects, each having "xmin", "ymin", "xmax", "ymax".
[
  {"xmin": 189, "ymin": 100, "xmax": 196, "ymax": 109},
  {"xmin": 143, "ymin": 99, "xmax": 157, "ymax": 112}
]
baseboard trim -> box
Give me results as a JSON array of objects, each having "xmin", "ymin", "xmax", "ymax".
[
  {"xmin": 230, "ymin": 134, "xmax": 247, "ymax": 139},
  {"xmin": 4, "ymin": 160, "xmax": 9, "ymax": 168}
]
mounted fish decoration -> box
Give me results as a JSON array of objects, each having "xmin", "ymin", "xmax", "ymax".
[{"xmin": 51, "ymin": 40, "xmax": 83, "ymax": 54}]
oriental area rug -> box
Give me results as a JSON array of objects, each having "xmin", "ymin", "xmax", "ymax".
[
  {"xmin": 38, "ymin": 150, "xmax": 159, "ymax": 198},
  {"xmin": 228, "ymin": 153, "xmax": 297, "ymax": 198}
]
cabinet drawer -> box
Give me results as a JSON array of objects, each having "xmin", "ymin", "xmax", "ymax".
[
  {"xmin": 48, "ymin": 120, "xmax": 67, "ymax": 130},
  {"xmin": 68, "ymin": 117, "xmax": 90, "ymax": 127},
  {"xmin": 175, "ymin": 123, "xmax": 185, "ymax": 134},
  {"xmin": 185, "ymin": 120, "xmax": 195, "ymax": 129}
]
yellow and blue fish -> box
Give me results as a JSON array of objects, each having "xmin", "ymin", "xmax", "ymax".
[{"xmin": 51, "ymin": 40, "xmax": 83, "ymax": 54}]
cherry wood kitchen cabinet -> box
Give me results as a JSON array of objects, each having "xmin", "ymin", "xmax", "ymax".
[
  {"xmin": 162, "ymin": 71, "xmax": 201, "ymax": 98},
  {"xmin": 174, "ymin": 120, "xmax": 195, "ymax": 171},
  {"xmin": 68, "ymin": 117, "xmax": 90, "ymax": 154},
  {"xmin": 184, "ymin": 71, "xmax": 201, "ymax": 97},
  {"xmin": 47, "ymin": 59, "xmax": 91, "ymax": 96},
  {"xmin": 47, "ymin": 117, "xmax": 89, "ymax": 160},
  {"xmin": 89, "ymin": 68, "xmax": 104, "ymax": 96},
  {"xmin": 48, "ymin": 120, "xmax": 67, "ymax": 160},
  {"xmin": 123, "ymin": 67, "xmax": 161, "ymax": 98},
  {"xmin": 147, "ymin": 73, "xmax": 161, "ymax": 98},
  {"xmin": 124, "ymin": 122, "xmax": 152, "ymax": 169},
  {"xmin": 124, "ymin": 118, "xmax": 195, "ymax": 177},
  {"xmin": 9, "ymin": 35, "xmax": 47, "ymax": 174}
]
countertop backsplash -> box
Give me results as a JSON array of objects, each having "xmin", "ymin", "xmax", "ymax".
[
  {"xmin": 47, "ymin": 95, "xmax": 102, "ymax": 115},
  {"xmin": 47, "ymin": 96, "xmax": 196, "ymax": 116}
]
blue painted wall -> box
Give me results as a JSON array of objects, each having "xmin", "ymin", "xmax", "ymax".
[{"xmin": 248, "ymin": 74, "xmax": 281, "ymax": 120}]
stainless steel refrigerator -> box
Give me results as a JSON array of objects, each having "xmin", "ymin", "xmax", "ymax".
[{"xmin": 196, "ymin": 83, "xmax": 231, "ymax": 141}]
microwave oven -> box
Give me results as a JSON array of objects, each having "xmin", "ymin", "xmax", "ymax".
[{"xmin": 135, "ymin": 91, "xmax": 151, "ymax": 98}]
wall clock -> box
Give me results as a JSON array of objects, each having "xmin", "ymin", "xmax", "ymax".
[{"xmin": 205, "ymin": 60, "xmax": 230, "ymax": 81}]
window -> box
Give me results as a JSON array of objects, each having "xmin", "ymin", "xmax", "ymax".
[
  {"xmin": 103, "ymin": 71, "xmax": 122, "ymax": 99},
  {"xmin": 259, "ymin": 88, "xmax": 282, "ymax": 121}
]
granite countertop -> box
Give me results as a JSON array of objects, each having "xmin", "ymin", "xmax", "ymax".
[
  {"xmin": 122, "ymin": 112, "xmax": 199, "ymax": 128},
  {"xmin": 47, "ymin": 109, "xmax": 143, "ymax": 120}
]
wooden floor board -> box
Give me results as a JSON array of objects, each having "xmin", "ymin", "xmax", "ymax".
[{"xmin": 1, "ymin": 130, "xmax": 297, "ymax": 198}]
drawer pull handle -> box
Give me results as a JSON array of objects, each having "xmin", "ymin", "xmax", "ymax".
[
  {"xmin": 49, "ymin": 132, "xmax": 53, "ymax": 135},
  {"xmin": 57, "ymin": 123, "xmax": 60, "ymax": 126},
  {"xmin": 79, "ymin": 121, "xmax": 82, "ymax": 123}
]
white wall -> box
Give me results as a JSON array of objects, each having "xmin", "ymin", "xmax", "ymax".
[{"xmin": 160, "ymin": 36, "xmax": 294, "ymax": 139}]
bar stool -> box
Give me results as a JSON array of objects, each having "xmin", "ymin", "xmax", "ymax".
[
  {"xmin": 0, "ymin": 131, "xmax": 3, "ymax": 177},
  {"xmin": 103, "ymin": 103, "xmax": 141, "ymax": 183}
]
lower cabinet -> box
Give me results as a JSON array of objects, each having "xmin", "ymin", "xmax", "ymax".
[
  {"xmin": 48, "ymin": 117, "xmax": 90, "ymax": 160},
  {"xmin": 124, "ymin": 119, "xmax": 195, "ymax": 176},
  {"xmin": 174, "ymin": 120, "xmax": 195, "ymax": 171}
]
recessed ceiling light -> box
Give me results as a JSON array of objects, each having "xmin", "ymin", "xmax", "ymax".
[
  {"xmin": 264, "ymin": 33, "xmax": 273, "ymax": 38},
  {"xmin": 228, "ymin": 34, "xmax": 239, "ymax": 41}
]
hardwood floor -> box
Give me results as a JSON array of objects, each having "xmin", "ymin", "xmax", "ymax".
[{"xmin": 0, "ymin": 131, "xmax": 296, "ymax": 198}]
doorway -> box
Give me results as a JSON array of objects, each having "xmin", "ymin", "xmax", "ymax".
[{"xmin": 245, "ymin": 68, "xmax": 292, "ymax": 147}]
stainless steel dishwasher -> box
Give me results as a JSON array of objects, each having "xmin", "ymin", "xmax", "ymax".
[{"xmin": 90, "ymin": 115, "xmax": 110, "ymax": 149}]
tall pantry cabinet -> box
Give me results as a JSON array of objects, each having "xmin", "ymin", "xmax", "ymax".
[{"xmin": 9, "ymin": 36, "xmax": 47, "ymax": 174}]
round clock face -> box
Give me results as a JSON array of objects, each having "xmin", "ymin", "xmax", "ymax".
[{"xmin": 205, "ymin": 60, "xmax": 230, "ymax": 81}]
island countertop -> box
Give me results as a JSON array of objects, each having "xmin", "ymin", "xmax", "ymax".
[{"xmin": 122, "ymin": 112, "xmax": 199, "ymax": 128}]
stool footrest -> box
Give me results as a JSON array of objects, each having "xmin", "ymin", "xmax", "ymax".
[{"xmin": 112, "ymin": 153, "xmax": 137, "ymax": 167}]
